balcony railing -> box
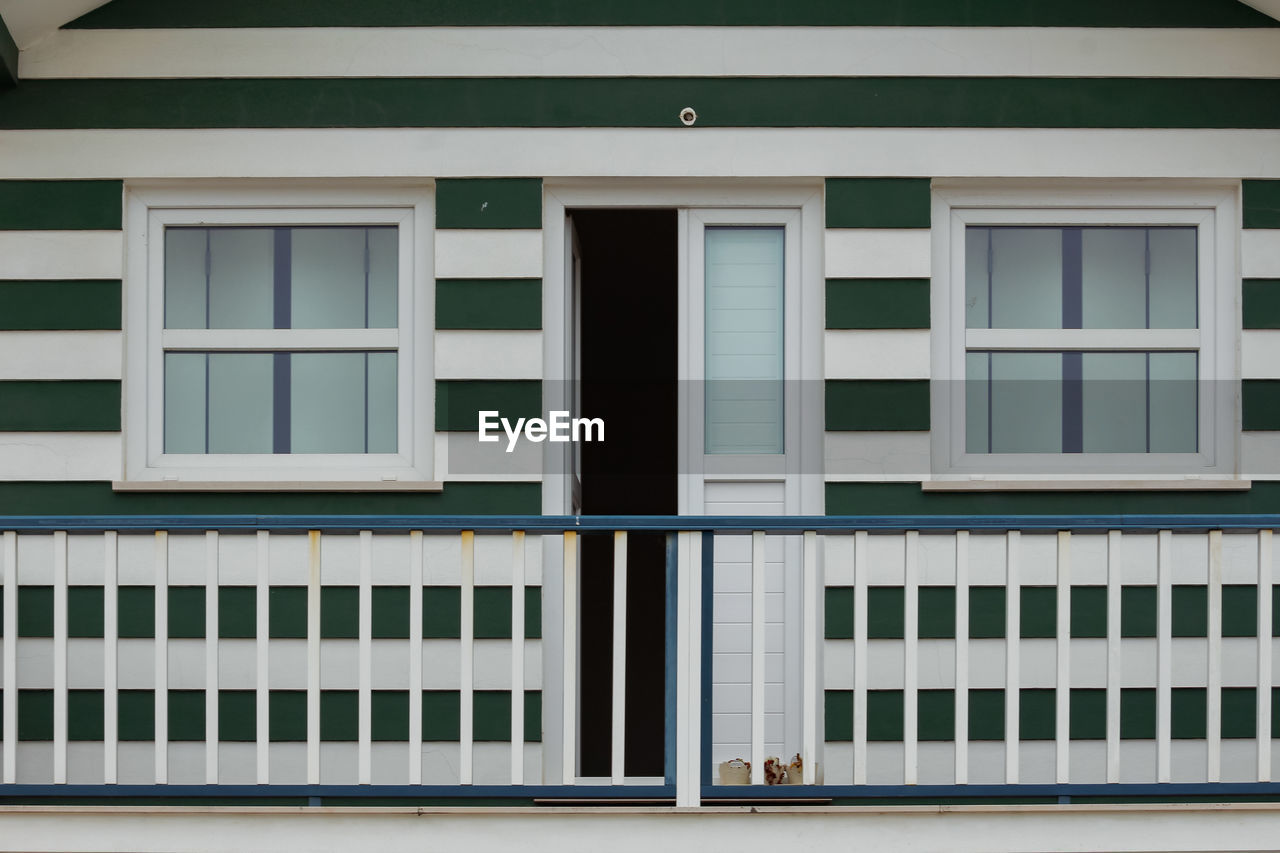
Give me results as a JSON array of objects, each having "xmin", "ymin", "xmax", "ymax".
[{"xmin": 2, "ymin": 514, "xmax": 1280, "ymax": 806}]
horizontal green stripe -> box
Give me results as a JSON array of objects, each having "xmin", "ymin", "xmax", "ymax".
[
  {"xmin": 65, "ymin": 0, "xmax": 1280, "ymax": 27},
  {"xmin": 7, "ymin": 78, "xmax": 1280, "ymax": 129},
  {"xmin": 825, "ymin": 480, "xmax": 1280, "ymax": 515},
  {"xmin": 437, "ymin": 178, "xmax": 542, "ymax": 229},
  {"xmin": 0, "ymin": 181, "xmax": 122, "ymax": 230},
  {"xmin": 437, "ymin": 279, "xmax": 542, "ymax": 330},
  {"xmin": 0, "ymin": 381, "xmax": 119, "ymax": 431},
  {"xmin": 436, "ymin": 380, "xmax": 542, "ymax": 431},
  {"xmin": 0, "ymin": 481, "xmax": 540, "ymax": 515},
  {"xmin": 0, "ymin": 281, "xmax": 122, "ymax": 330},
  {"xmin": 825, "ymin": 178, "xmax": 930, "ymax": 228},
  {"xmin": 1244, "ymin": 379, "xmax": 1280, "ymax": 430},
  {"xmin": 826, "ymin": 278, "xmax": 929, "ymax": 329},
  {"xmin": 1244, "ymin": 279, "xmax": 1280, "ymax": 329},
  {"xmin": 1244, "ymin": 180, "xmax": 1280, "ymax": 229},
  {"xmin": 826, "ymin": 380, "xmax": 929, "ymax": 430}
]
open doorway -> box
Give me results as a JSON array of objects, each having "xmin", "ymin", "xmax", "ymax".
[{"xmin": 571, "ymin": 209, "xmax": 677, "ymax": 778}]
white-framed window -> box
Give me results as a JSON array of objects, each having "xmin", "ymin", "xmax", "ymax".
[
  {"xmin": 122, "ymin": 185, "xmax": 435, "ymax": 488},
  {"xmin": 929, "ymin": 183, "xmax": 1239, "ymax": 484}
]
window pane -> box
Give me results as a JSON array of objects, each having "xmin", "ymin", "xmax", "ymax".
[
  {"xmin": 164, "ymin": 353, "xmax": 206, "ymax": 453},
  {"xmin": 965, "ymin": 227, "xmax": 990, "ymax": 329},
  {"xmin": 1149, "ymin": 352, "xmax": 1197, "ymax": 452},
  {"xmin": 1082, "ymin": 353, "xmax": 1147, "ymax": 453},
  {"xmin": 291, "ymin": 227, "xmax": 397, "ymax": 330},
  {"xmin": 1148, "ymin": 228, "xmax": 1197, "ymax": 329},
  {"xmin": 291, "ymin": 353, "xmax": 367, "ymax": 453},
  {"xmin": 1081, "ymin": 229, "xmax": 1146, "ymax": 329},
  {"xmin": 164, "ymin": 229, "xmax": 208, "ymax": 330},
  {"xmin": 989, "ymin": 352, "xmax": 1062, "ymax": 453},
  {"xmin": 367, "ymin": 352, "xmax": 398, "ymax": 453},
  {"xmin": 207, "ymin": 353, "xmax": 273, "ymax": 453},
  {"xmin": 989, "ymin": 228, "xmax": 1062, "ymax": 329},
  {"xmin": 366, "ymin": 227, "xmax": 399, "ymax": 329},
  {"xmin": 705, "ymin": 226, "xmax": 784, "ymax": 454},
  {"xmin": 208, "ymin": 229, "xmax": 274, "ymax": 329},
  {"xmin": 966, "ymin": 351, "xmax": 990, "ymax": 454}
]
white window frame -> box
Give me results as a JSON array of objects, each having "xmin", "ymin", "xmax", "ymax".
[
  {"xmin": 121, "ymin": 184, "xmax": 437, "ymax": 489},
  {"xmin": 929, "ymin": 182, "xmax": 1241, "ymax": 487}
]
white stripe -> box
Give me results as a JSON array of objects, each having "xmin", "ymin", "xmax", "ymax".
[
  {"xmin": 0, "ymin": 331, "xmax": 120, "ymax": 380},
  {"xmin": 1207, "ymin": 530, "xmax": 1223, "ymax": 783},
  {"xmin": 255, "ymin": 531, "xmax": 269, "ymax": 784},
  {"xmin": 459, "ymin": 530, "xmax": 475, "ymax": 786},
  {"xmin": 1055, "ymin": 532, "xmax": 1070, "ymax": 784},
  {"xmin": 21, "ymin": 27, "xmax": 1280, "ymax": 80},
  {"xmin": 1106, "ymin": 530, "xmax": 1122, "ymax": 784},
  {"xmin": 8, "ymin": 129, "xmax": 1280, "ymax": 180},
  {"xmin": 306, "ymin": 531, "xmax": 321, "ymax": 785},
  {"xmin": 435, "ymin": 230, "xmax": 542, "ymax": 280},
  {"xmin": 0, "ymin": 433, "xmax": 121, "ymax": 482},
  {"xmin": 509, "ymin": 531, "xmax": 525, "ymax": 786},
  {"xmin": 154, "ymin": 531, "xmax": 168, "ymax": 784},
  {"xmin": 1005, "ymin": 531, "xmax": 1020, "ymax": 784},
  {"xmin": 825, "ymin": 229, "xmax": 932, "ymax": 279},
  {"xmin": 1156, "ymin": 529, "xmax": 1173, "ymax": 784},
  {"xmin": 611, "ymin": 530, "xmax": 628, "ymax": 786},
  {"xmin": 0, "ymin": 231, "xmax": 121, "ymax": 279},
  {"xmin": 1243, "ymin": 331, "xmax": 1280, "ymax": 379},
  {"xmin": 675, "ymin": 532, "xmax": 701, "ymax": 808},
  {"xmin": 824, "ymin": 431, "xmax": 931, "ymax": 482},
  {"xmin": 561, "ymin": 531, "xmax": 577, "ymax": 786},
  {"xmin": 103, "ymin": 531, "xmax": 118, "ymax": 784},
  {"xmin": 853, "ymin": 531, "xmax": 869, "ymax": 786},
  {"xmin": 357, "ymin": 530, "xmax": 372, "ymax": 785},
  {"xmin": 824, "ymin": 330, "xmax": 930, "ymax": 380},
  {"xmin": 903, "ymin": 531, "xmax": 919, "ymax": 785},
  {"xmin": 1, "ymin": 532, "xmax": 13, "ymax": 784},
  {"xmin": 801, "ymin": 530, "xmax": 819, "ymax": 787},
  {"xmin": 1259, "ymin": 530, "xmax": 1273, "ymax": 782},
  {"xmin": 435, "ymin": 330, "xmax": 543, "ymax": 380},
  {"xmin": 750, "ymin": 530, "xmax": 766, "ymax": 786},
  {"xmin": 408, "ymin": 531, "xmax": 424, "ymax": 786},
  {"xmin": 52, "ymin": 531, "xmax": 67, "ymax": 784},
  {"xmin": 1243, "ymin": 230, "xmax": 1280, "ymax": 279},
  {"xmin": 205, "ymin": 530, "xmax": 218, "ymax": 784},
  {"xmin": 954, "ymin": 531, "xmax": 969, "ymax": 785}
]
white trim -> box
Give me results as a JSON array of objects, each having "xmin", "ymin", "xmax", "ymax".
[
  {"xmin": 20, "ymin": 27, "xmax": 1280, "ymax": 80},
  {"xmin": 103, "ymin": 531, "xmax": 118, "ymax": 785},
  {"xmin": 0, "ymin": 231, "xmax": 122, "ymax": 279},
  {"xmin": 434, "ymin": 230, "xmax": 542, "ymax": 279},
  {"xmin": 0, "ymin": 331, "xmax": 121, "ymax": 380},
  {"xmin": 929, "ymin": 182, "xmax": 1241, "ymax": 482},
  {"xmin": 1243, "ymin": 230, "xmax": 1280, "ymax": 278},
  {"xmin": 509, "ymin": 531, "xmax": 525, "ymax": 786},
  {"xmin": 1156, "ymin": 530, "xmax": 1173, "ymax": 784},
  {"xmin": 1054, "ymin": 532, "xmax": 1070, "ymax": 784},
  {"xmin": 153, "ymin": 531, "xmax": 168, "ymax": 784},
  {"xmin": 51, "ymin": 531, "xmax": 67, "ymax": 785},
  {"xmin": 122, "ymin": 184, "xmax": 435, "ymax": 486},
  {"xmin": 204, "ymin": 530, "xmax": 218, "ymax": 785},
  {"xmin": 825, "ymin": 330, "xmax": 930, "ymax": 379},
  {"xmin": 824, "ymin": 229, "xmax": 931, "ymax": 279},
  {"xmin": 1004, "ymin": 531, "xmax": 1020, "ymax": 784},
  {"xmin": 610, "ymin": 531, "xmax": 628, "ymax": 787},
  {"xmin": 0, "ymin": 433, "xmax": 121, "ymax": 481},
  {"xmin": 434, "ymin": 330, "xmax": 543, "ymax": 380}
]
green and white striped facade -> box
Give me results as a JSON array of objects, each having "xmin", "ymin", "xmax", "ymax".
[{"xmin": 5, "ymin": 1, "xmax": 1280, "ymax": 849}]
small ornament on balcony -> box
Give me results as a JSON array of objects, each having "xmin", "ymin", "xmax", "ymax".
[
  {"xmin": 763, "ymin": 756, "xmax": 787, "ymax": 785},
  {"xmin": 718, "ymin": 758, "xmax": 750, "ymax": 785},
  {"xmin": 785, "ymin": 754, "xmax": 803, "ymax": 785}
]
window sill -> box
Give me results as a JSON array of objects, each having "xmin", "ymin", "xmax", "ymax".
[
  {"xmin": 921, "ymin": 478, "xmax": 1251, "ymax": 492},
  {"xmin": 112, "ymin": 480, "xmax": 444, "ymax": 493}
]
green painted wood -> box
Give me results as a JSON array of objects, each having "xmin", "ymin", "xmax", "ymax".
[
  {"xmin": 0, "ymin": 381, "xmax": 119, "ymax": 431},
  {"xmin": 422, "ymin": 690, "xmax": 461, "ymax": 741},
  {"xmin": 168, "ymin": 690, "xmax": 206, "ymax": 741},
  {"xmin": 436, "ymin": 380, "xmax": 541, "ymax": 431},
  {"xmin": 867, "ymin": 689, "xmax": 904, "ymax": 742},
  {"xmin": 1120, "ymin": 688, "xmax": 1156, "ymax": 739},
  {"xmin": 525, "ymin": 587, "xmax": 541, "ymax": 640},
  {"xmin": 320, "ymin": 586, "xmax": 359, "ymax": 639},
  {"xmin": 0, "ymin": 481, "xmax": 540, "ymax": 515},
  {"xmin": 436, "ymin": 279, "xmax": 542, "ymax": 330},
  {"xmin": 1019, "ymin": 586, "xmax": 1056, "ymax": 639},
  {"xmin": 1121, "ymin": 586, "xmax": 1157, "ymax": 638},
  {"xmin": 218, "ymin": 587, "xmax": 256, "ymax": 639},
  {"xmin": 269, "ymin": 690, "xmax": 307, "ymax": 742},
  {"xmin": 1244, "ymin": 380, "xmax": 1280, "ymax": 430},
  {"xmin": 437, "ymin": 179, "xmax": 542, "ymax": 229},
  {"xmin": 168, "ymin": 586, "xmax": 205, "ymax": 638},
  {"xmin": 1019, "ymin": 688, "xmax": 1055, "ymax": 740},
  {"xmin": 1222, "ymin": 687, "xmax": 1257, "ymax": 739},
  {"xmin": 1172, "ymin": 585, "xmax": 1208, "ymax": 637},
  {"xmin": 1172, "ymin": 687, "xmax": 1207, "ymax": 740},
  {"xmin": 0, "ymin": 181, "xmax": 122, "ymax": 230},
  {"xmin": 17, "ymin": 586, "xmax": 53, "ymax": 637},
  {"xmin": 320, "ymin": 690, "xmax": 358, "ymax": 741},
  {"xmin": 824, "ymin": 587, "xmax": 854, "ymax": 639},
  {"xmin": 68, "ymin": 690, "xmax": 104, "ymax": 741},
  {"xmin": 918, "ymin": 586, "xmax": 955, "ymax": 639},
  {"xmin": 1070, "ymin": 689, "xmax": 1106, "ymax": 740},
  {"xmin": 1273, "ymin": 586, "xmax": 1280, "ymax": 637},
  {"xmin": 219, "ymin": 690, "xmax": 256, "ymax": 741},
  {"xmin": 969, "ymin": 690, "xmax": 1005, "ymax": 741},
  {"xmin": 1070, "ymin": 586, "xmax": 1107, "ymax": 638},
  {"xmin": 18, "ymin": 690, "xmax": 53, "ymax": 741},
  {"xmin": 371, "ymin": 690, "xmax": 409, "ymax": 741},
  {"xmin": 0, "ymin": 12, "xmax": 17, "ymax": 90},
  {"xmin": 118, "ymin": 689, "xmax": 155, "ymax": 741},
  {"xmin": 826, "ymin": 380, "xmax": 929, "ymax": 431},
  {"xmin": 268, "ymin": 587, "xmax": 306, "ymax": 639},
  {"xmin": 68, "ymin": 586, "xmax": 104, "ymax": 638},
  {"xmin": 826, "ymin": 178, "xmax": 930, "ymax": 229},
  {"xmin": 371, "ymin": 586, "xmax": 409, "ymax": 639},
  {"xmin": 826, "ymin": 278, "xmax": 929, "ymax": 329},
  {"xmin": 824, "ymin": 481, "xmax": 1280, "ymax": 516},
  {"xmin": 1243, "ymin": 280, "xmax": 1280, "ymax": 329},
  {"xmin": 8, "ymin": 78, "xmax": 1280, "ymax": 129},
  {"xmin": 117, "ymin": 586, "xmax": 154, "ymax": 639},
  {"xmin": 1244, "ymin": 180, "xmax": 1280, "ymax": 229},
  {"xmin": 64, "ymin": 0, "xmax": 1280, "ymax": 28},
  {"xmin": 824, "ymin": 690, "xmax": 852, "ymax": 741},
  {"xmin": 918, "ymin": 689, "xmax": 954, "ymax": 741},
  {"xmin": 0, "ymin": 281, "xmax": 121, "ymax": 331},
  {"xmin": 1223, "ymin": 585, "xmax": 1258, "ymax": 637},
  {"xmin": 423, "ymin": 586, "xmax": 461, "ymax": 638},
  {"xmin": 969, "ymin": 586, "xmax": 1005, "ymax": 639},
  {"xmin": 867, "ymin": 586, "xmax": 904, "ymax": 639},
  {"xmin": 474, "ymin": 691, "xmax": 512, "ymax": 741}
]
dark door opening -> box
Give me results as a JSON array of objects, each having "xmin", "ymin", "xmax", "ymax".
[{"xmin": 571, "ymin": 209, "xmax": 677, "ymax": 778}]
